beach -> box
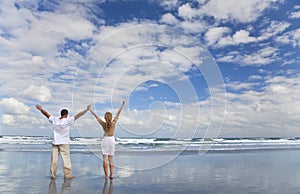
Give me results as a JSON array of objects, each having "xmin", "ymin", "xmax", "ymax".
[{"xmin": 1, "ymin": 147, "xmax": 300, "ymax": 194}]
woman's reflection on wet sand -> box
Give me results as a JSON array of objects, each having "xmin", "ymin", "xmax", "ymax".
[{"xmin": 102, "ymin": 179, "xmax": 113, "ymax": 194}]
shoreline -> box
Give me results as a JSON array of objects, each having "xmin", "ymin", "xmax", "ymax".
[{"xmin": 2, "ymin": 145, "xmax": 300, "ymax": 154}]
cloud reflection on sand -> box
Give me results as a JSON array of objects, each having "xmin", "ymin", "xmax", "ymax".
[
  {"xmin": 116, "ymin": 167, "xmax": 134, "ymax": 178},
  {"xmin": 0, "ymin": 152, "xmax": 22, "ymax": 192}
]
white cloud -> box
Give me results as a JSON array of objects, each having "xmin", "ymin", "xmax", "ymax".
[
  {"xmin": 248, "ymin": 75, "xmax": 263, "ymax": 81},
  {"xmin": 0, "ymin": 0, "xmax": 298, "ymax": 138},
  {"xmin": 276, "ymin": 28, "xmax": 300, "ymax": 47},
  {"xmin": 242, "ymin": 47, "xmax": 278, "ymax": 65},
  {"xmin": 258, "ymin": 21, "xmax": 291, "ymax": 41},
  {"xmin": 217, "ymin": 30, "xmax": 256, "ymax": 47},
  {"xmin": 1, "ymin": 113, "xmax": 43, "ymax": 127},
  {"xmin": 205, "ymin": 27, "xmax": 231, "ymax": 46},
  {"xmin": 85, "ymin": 23, "xmax": 209, "ymax": 103},
  {"xmin": 289, "ymin": 10, "xmax": 300, "ymax": 18},
  {"xmin": 118, "ymin": 104, "xmax": 203, "ymax": 137},
  {"xmin": 1, "ymin": 114, "xmax": 15, "ymax": 126},
  {"xmin": 14, "ymin": 12, "xmax": 94, "ymax": 54},
  {"xmin": 0, "ymin": 1, "xmax": 97, "ymax": 117},
  {"xmin": 226, "ymin": 81, "xmax": 258, "ymax": 91},
  {"xmin": 160, "ymin": 13, "xmax": 179, "ymax": 25},
  {"xmin": 178, "ymin": 3, "xmax": 198, "ymax": 20},
  {"xmin": 22, "ymin": 85, "xmax": 52, "ymax": 102},
  {"xmin": 200, "ymin": 0, "xmax": 283, "ymax": 23},
  {"xmin": 216, "ymin": 29, "xmax": 257, "ymax": 47},
  {"xmin": 149, "ymin": 96, "xmax": 154, "ymax": 100},
  {"xmin": 110, "ymin": 72, "xmax": 300, "ymax": 138},
  {"xmin": 217, "ymin": 46, "xmax": 278, "ymax": 66},
  {"xmin": 232, "ymin": 30, "xmax": 257, "ymax": 43},
  {"xmin": 159, "ymin": 0, "xmax": 179, "ymax": 10},
  {"xmin": 221, "ymin": 73, "xmax": 300, "ymax": 137},
  {"xmin": 179, "ymin": 20, "xmax": 207, "ymax": 34},
  {"xmin": 176, "ymin": 0, "xmax": 280, "ymax": 23},
  {"xmin": 0, "ymin": 1, "xmax": 94, "ymax": 56},
  {"xmin": 0, "ymin": 98, "xmax": 30, "ymax": 115},
  {"xmin": 206, "ymin": 20, "xmax": 290, "ymax": 48}
]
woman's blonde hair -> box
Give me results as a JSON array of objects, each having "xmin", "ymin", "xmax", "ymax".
[{"xmin": 104, "ymin": 112, "xmax": 112, "ymax": 129}]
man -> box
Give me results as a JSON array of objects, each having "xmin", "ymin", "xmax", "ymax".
[{"xmin": 36, "ymin": 104, "xmax": 90, "ymax": 179}]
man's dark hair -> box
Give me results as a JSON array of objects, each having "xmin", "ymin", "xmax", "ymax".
[{"xmin": 61, "ymin": 109, "xmax": 68, "ymax": 117}]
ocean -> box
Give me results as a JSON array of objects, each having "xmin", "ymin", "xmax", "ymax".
[{"xmin": 1, "ymin": 135, "xmax": 300, "ymax": 153}]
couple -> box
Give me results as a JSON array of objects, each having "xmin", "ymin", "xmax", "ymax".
[{"xmin": 36, "ymin": 100, "xmax": 125, "ymax": 180}]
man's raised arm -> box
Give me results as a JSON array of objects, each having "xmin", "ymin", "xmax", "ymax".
[
  {"xmin": 74, "ymin": 105, "xmax": 91, "ymax": 121},
  {"xmin": 36, "ymin": 105, "xmax": 51, "ymax": 119}
]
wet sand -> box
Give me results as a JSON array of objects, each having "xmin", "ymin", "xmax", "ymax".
[{"xmin": 1, "ymin": 149, "xmax": 300, "ymax": 193}]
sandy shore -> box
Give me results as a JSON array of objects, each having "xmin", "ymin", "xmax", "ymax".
[{"xmin": 1, "ymin": 149, "xmax": 300, "ymax": 193}]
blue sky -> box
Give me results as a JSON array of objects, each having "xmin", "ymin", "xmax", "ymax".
[{"xmin": 0, "ymin": 0, "xmax": 299, "ymax": 138}]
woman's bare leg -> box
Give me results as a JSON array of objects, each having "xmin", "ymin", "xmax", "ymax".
[
  {"xmin": 108, "ymin": 155, "xmax": 114, "ymax": 179},
  {"xmin": 103, "ymin": 155, "xmax": 109, "ymax": 179}
]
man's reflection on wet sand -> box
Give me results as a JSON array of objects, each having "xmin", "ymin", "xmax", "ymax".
[{"xmin": 49, "ymin": 178, "xmax": 72, "ymax": 194}]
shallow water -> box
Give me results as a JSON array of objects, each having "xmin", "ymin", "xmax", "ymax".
[{"xmin": 1, "ymin": 149, "xmax": 300, "ymax": 193}]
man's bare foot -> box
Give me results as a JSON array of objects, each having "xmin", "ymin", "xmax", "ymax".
[
  {"xmin": 65, "ymin": 175, "xmax": 75, "ymax": 179},
  {"xmin": 109, "ymin": 176, "xmax": 113, "ymax": 179}
]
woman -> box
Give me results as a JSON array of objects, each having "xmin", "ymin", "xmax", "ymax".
[{"xmin": 89, "ymin": 100, "xmax": 125, "ymax": 179}]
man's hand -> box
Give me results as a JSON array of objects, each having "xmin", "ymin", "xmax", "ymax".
[
  {"xmin": 74, "ymin": 105, "xmax": 90, "ymax": 121},
  {"xmin": 36, "ymin": 105, "xmax": 51, "ymax": 118},
  {"xmin": 87, "ymin": 104, "xmax": 91, "ymax": 110}
]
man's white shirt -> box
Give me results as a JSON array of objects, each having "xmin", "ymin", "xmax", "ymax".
[{"xmin": 48, "ymin": 116, "xmax": 75, "ymax": 145}]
